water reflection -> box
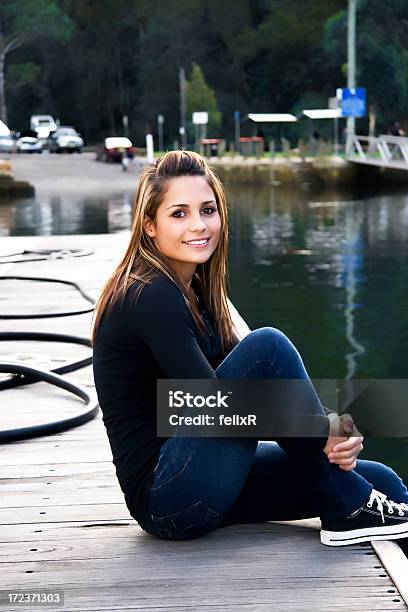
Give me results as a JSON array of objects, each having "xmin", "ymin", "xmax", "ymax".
[
  {"xmin": 226, "ymin": 184, "xmax": 408, "ymax": 479},
  {"xmin": 341, "ymin": 215, "xmax": 366, "ymax": 381},
  {"xmin": 245, "ymin": 194, "xmax": 370, "ymax": 378},
  {"xmin": 0, "ymin": 192, "xmax": 133, "ymax": 236}
]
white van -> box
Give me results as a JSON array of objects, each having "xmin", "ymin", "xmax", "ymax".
[{"xmin": 30, "ymin": 115, "xmax": 58, "ymax": 139}]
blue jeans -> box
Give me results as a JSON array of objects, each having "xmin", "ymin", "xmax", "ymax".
[{"xmin": 142, "ymin": 328, "xmax": 408, "ymax": 540}]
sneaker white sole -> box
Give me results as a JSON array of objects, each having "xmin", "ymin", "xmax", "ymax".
[{"xmin": 321, "ymin": 522, "xmax": 408, "ymax": 546}]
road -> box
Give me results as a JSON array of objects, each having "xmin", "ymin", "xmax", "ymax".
[{"xmin": 8, "ymin": 152, "xmax": 147, "ymax": 195}]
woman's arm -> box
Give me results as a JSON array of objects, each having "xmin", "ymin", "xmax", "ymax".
[{"xmin": 129, "ymin": 276, "xmax": 217, "ymax": 379}]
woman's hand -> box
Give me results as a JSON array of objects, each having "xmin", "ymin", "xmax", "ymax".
[{"xmin": 323, "ymin": 413, "xmax": 364, "ymax": 471}]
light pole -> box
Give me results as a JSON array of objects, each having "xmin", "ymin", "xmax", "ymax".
[
  {"xmin": 157, "ymin": 114, "xmax": 164, "ymax": 152},
  {"xmin": 179, "ymin": 67, "xmax": 187, "ymax": 149},
  {"xmin": 234, "ymin": 111, "xmax": 240, "ymax": 154},
  {"xmin": 346, "ymin": 0, "xmax": 356, "ymax": 153},
  {"xmin": 122, "ymin": 115, "xmax": 129, "ymax": 138}
]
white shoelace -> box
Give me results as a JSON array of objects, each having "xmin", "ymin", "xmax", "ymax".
[{"xmin": 367, "ymin": 489, "xmax": 408, "ymax": 523}]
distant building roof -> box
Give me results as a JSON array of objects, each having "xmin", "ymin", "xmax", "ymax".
[
  {"xmin": 247, "ymin": 113, "xmax": 298, "ymax": 123},
  {"xmin": 302, "ymin": 109, "xmax": 341, "ymax": 119}
]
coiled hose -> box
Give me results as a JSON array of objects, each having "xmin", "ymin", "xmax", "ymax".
[{"xmin": 0, "ymin": 251, "xmax": 99, "ymax": 442}]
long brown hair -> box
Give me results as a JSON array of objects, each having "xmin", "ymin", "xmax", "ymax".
[{"xmin": 91, "ymin": 150, "xmax": 238, "ymax": 355}]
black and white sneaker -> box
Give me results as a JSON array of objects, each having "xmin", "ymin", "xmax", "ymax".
[{"xmin": 321, "ymin": 488, "xmax": 408, "ymax": 546}]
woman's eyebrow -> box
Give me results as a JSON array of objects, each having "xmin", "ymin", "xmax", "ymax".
[{"xmin": 166, "ymin": 199, "xmax": 216, "ymax": 210}]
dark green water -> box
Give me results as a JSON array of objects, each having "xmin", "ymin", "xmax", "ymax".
[
  {"xmin": 227, "ymin": 184, "xmax": 408, "ymax": 482},
  {"xmin": 1, "ymin": 184, "xmax": 407, "ymax": 481}
]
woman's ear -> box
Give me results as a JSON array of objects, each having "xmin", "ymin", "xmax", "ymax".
[{"xmin": 143, "ymin": 216, "xmax": 156, "ymax": 238}]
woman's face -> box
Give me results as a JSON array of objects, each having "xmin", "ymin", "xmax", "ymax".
[{"xmin": 144, "ymin": 175, "xmax": 221, "ymax": 285}]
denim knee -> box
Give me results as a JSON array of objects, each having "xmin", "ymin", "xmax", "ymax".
[
  {"xmin": 244, "ymin": 327, "xmax": 297, "ymax": 363},
  {"xmin": 241, "ymin": 326, "xmax": 309, "ymax": 380},
  {"xmin": 244, "ymin": 326, "xmax": 288, "ymax": 351}
]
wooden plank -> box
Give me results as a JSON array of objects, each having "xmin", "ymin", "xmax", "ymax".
[
  {"xmin": 0, "ymin": 440, "xmax": 112, "ymax": 464},
  {"xmin": 0, "ymin": 552, "xmax": 399, "ymax": 581},
  {"xmin": 373, "ymin": 541, "xmax": 408, "ymax": 607},
  {"xmin": 0, "ymin": 502, "xmax": 132, "ymax": 524},
  {"xmin": 2, "ymin": 486, "xmax": 124, "ymax": 507},
  {"xmin": 1, "ymin": 471, "xmax": 115, "ymax": 491},
  {"xmin": 2, "ymin": 584, "xmax": 406, "ymax": 606},
  {"xmin": 0, "ymin": 520, "xmax": 335, "ymax": 544},
  {"xmin": 0, "ymin": 460, "xmax": 113, "ymax": 479},
  {"xmin": 0, "ymin": 520, "xmax": 134, "ymax": 544},
  {"xmin": 0, "ymin": 531, "xmax": 391, "ymax": 566}
]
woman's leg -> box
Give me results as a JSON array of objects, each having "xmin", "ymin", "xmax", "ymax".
[
  {"xmin": 216, "ymin": 327, "xmax": 372, "ymax": 522},
  {"xmin": 354, "ymin": 459, "xmax": 408, "ymax": 504},
  {"xmin": 145, "ymin": 327, "xmax": 371, "ymax": 538},
  {"xmin": 219, "ymin": 442, "xmax": 408, "ymax": 527},
  {"xmin": 144, "ymin": 327, "xmax": 371, "ymax": 539}
]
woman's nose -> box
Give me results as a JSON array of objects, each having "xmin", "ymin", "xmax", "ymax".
[{"xmin": 189, "ymin": 216, "xmax": 207, "ymax": 232}]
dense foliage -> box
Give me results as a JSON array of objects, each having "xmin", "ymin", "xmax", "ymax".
[{"xmin": 1, "ymin": 0, "xmax": 407, "ymax": 146}]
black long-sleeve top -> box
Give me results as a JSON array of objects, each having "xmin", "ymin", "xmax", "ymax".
[
  {"xmin": 92, "ymin": 274, "xmax": 227, "ymax": 524},
  {"xmin": 92, "ymin": 273, "xmax": 330, "ymax": 526}
]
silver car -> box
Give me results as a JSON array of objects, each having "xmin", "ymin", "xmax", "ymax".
[
  {"xmin": 47, "ymin": 127, "xmax": 84, "ymax": 153},
  {"xmin": 0, "ymin": 134, "xmax": 15, "ymax": 153},
  {"xmin": 16, "ymin": 136, "xmax": 43, "ymax": 153}
]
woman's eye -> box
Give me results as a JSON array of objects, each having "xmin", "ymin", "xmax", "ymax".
[{"xmin": 172, "ymin": 207, "xmax": 216, "ymax": 219}]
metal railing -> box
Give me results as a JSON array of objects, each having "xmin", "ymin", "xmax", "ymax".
[{"xmin": 346, "ymin": 134, "xmax": 408, "ymax": 170}]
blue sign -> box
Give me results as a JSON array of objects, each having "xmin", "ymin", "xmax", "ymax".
[
  {"xmin": 234, "ymin": 110, "xmax": 240, "ymax": 121},
  {"xmin": 337, "ymin": 87, "xmax": 366, "ymax": 117},
  {"xmin": 337, "ymin": 88, "xmax": 366, "ymax": 118}
]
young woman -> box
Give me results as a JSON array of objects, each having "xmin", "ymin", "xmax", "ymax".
[{"xmin": 92, "ymin": 150, "xmax": 408, "ymax": 546}]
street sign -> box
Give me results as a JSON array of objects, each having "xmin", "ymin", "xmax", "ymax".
[
  {"xmin": 192, "ymin": 112, "xmax": 208, "ymax": 125},
  {"xmin": 337, "ymin": 87, "xmax": 366, "ymax": 117},
  {"xmin": 234, "ymin": 110, "xmax": 240, "ymax": 121}
]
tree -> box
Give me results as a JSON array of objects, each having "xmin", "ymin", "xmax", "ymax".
[
  {"xmin": 133, "ymin": 0, "xmax": 205, "ymax": 146},
  {"xmin": 4, "ymin": 0, "xmax": 407, "ymax": 146},
  {"xmin": 0, "ymin": 0, "xmax": 73, "ymax": 123},
  {"xmin": 186, "ymin": 63, "xmax": 221, "ymax": 139}
]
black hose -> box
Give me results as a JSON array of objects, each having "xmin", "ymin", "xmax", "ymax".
[
  {"xmin": 0, "ymin": 332, "xmax": 92, "ymax": 390},
  {"xmin": 0, "ymin": 248, "xmax": 93, "ymax": 264},
  {"xmin": 0, "ymin": 363, "xmax": 99, "ymax": 443},
  {"xmin": 0, "ymin": 275, "xmax": 95, "ymax": 319}
]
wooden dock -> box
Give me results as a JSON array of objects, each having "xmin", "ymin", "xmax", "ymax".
[{"xmin": 1, "ymin": 233, "xmax": 407, "ymax": 611}]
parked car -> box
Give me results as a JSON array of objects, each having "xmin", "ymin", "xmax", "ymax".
[
  {"xmin": 0, "ymin": 134, "xmax": 15, "ymax": 153},
  {"xmin": 47, "ymin": 127, "xmax": 84, "ymax": 153},
  {"xmin": 96, "ymin": 137, "xmax": 133, "ymax": 162},
  {"xmin": 30, "ymin": 115, "xmax": 57, "ymax": 139},
  {"xmin": 16, "ymin": 135, "xmax": 43, "ymax": 154}
]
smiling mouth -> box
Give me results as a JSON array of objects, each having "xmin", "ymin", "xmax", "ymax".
[{"xmin": 183, "ymin": 238, "xmax": 210, "ymax": 247}]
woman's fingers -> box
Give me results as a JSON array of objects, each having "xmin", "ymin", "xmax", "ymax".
[
  {"xmin": 339, "ymin": 461, "xmax": 357, "ymax": 471},
  {"xmin": 332, "ymin": 436, "xmax": 363, "ymax": 452},
  {"xmin": 327, "ymin": 430, "xmax": 362, "ymax": 470},
  {"xmin": 329, "ymin": 443, "xmax": 363, "ymax": 460},
  {"xmin": 331, "ymin": 455, "xmax": 357, "ymax": 465},
  {"xmin": 328, "ymin": 444, "xmax": 363, "ymax": 463}
]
